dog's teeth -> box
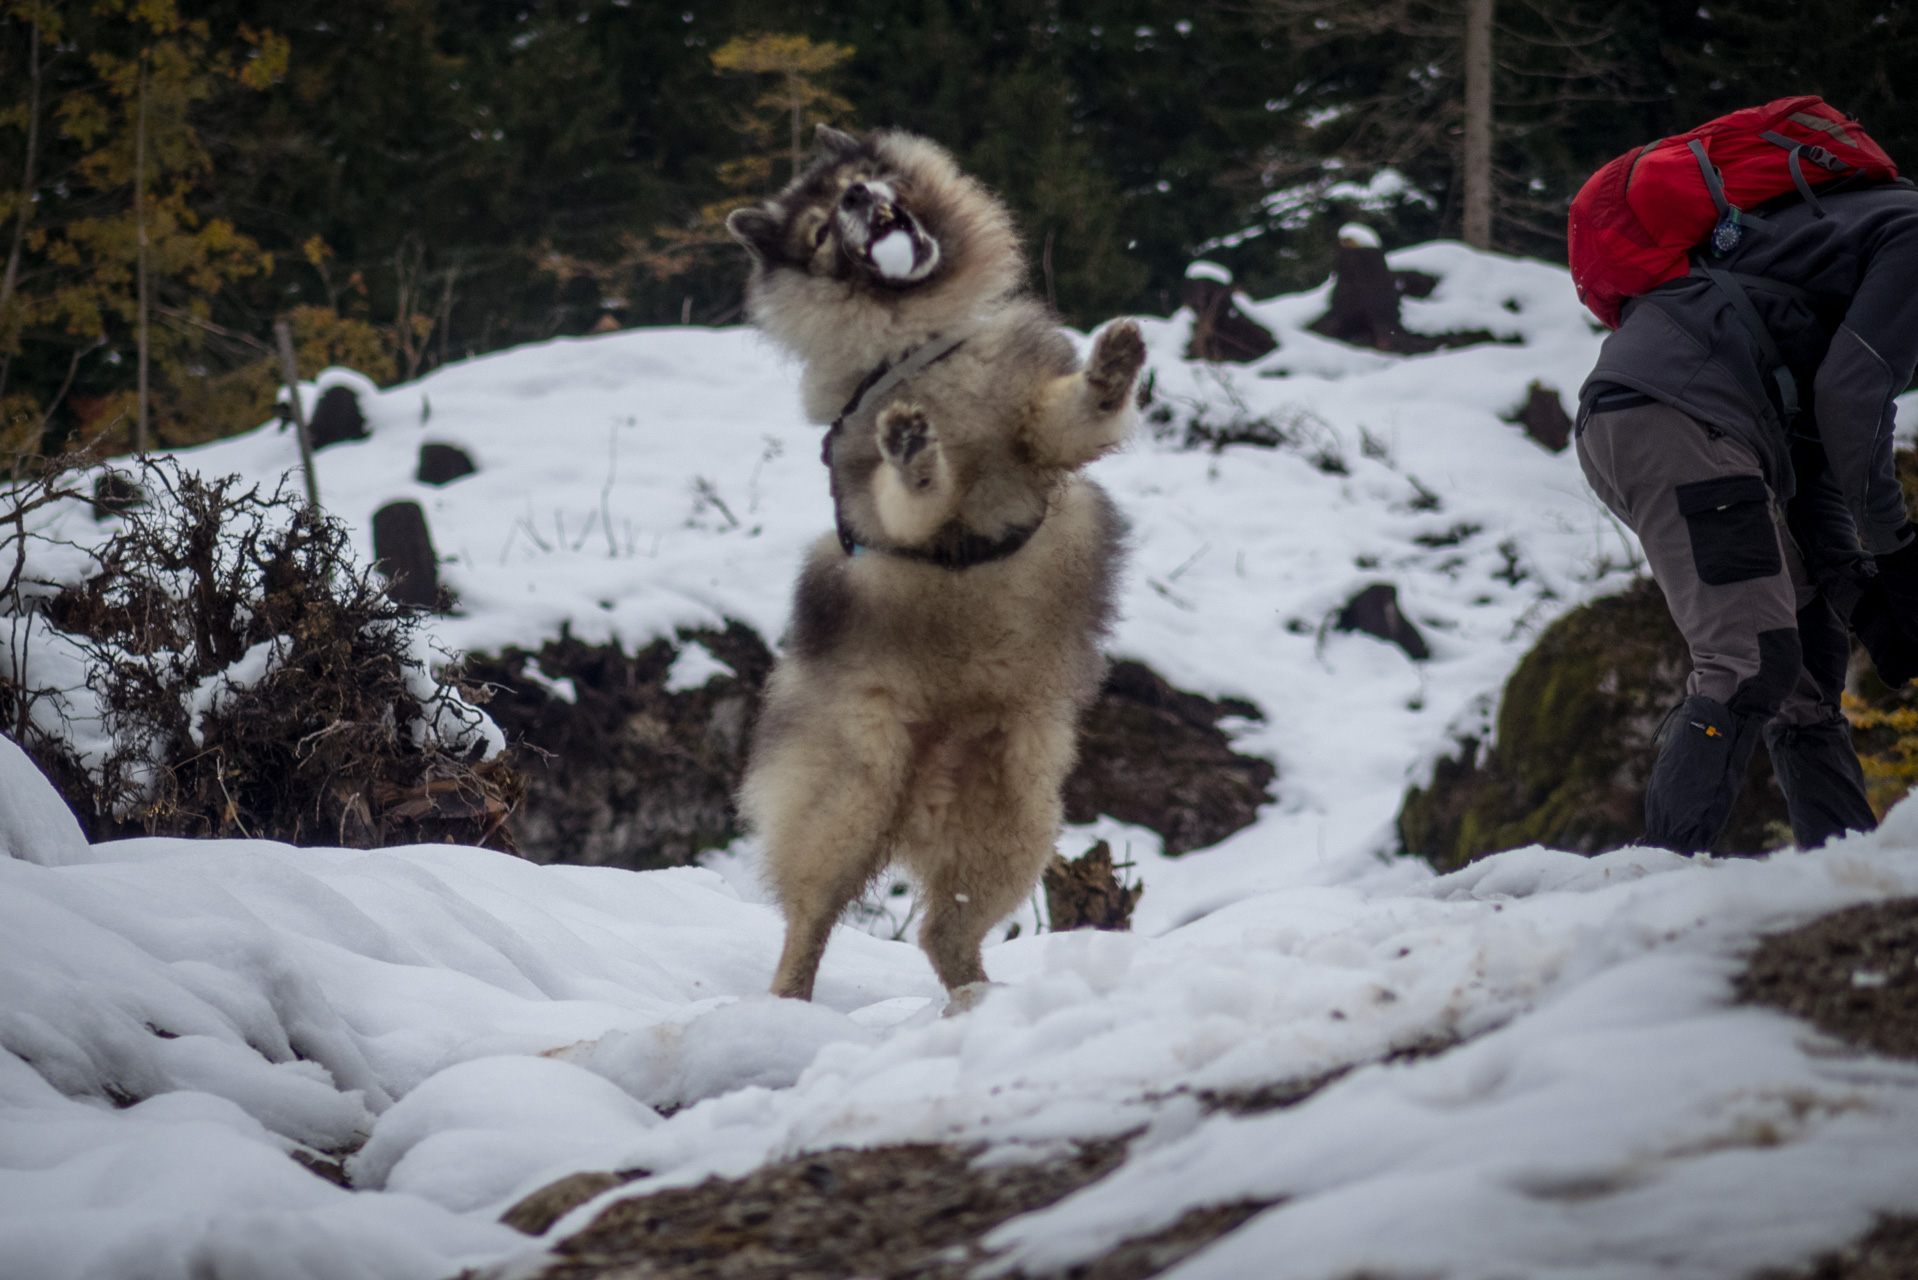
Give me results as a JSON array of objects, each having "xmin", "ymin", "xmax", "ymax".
[{"xmin": 870, "ymin": 231, "xmax": 918, "ymax": 279}]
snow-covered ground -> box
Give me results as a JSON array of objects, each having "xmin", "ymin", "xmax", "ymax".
[{"xmin": 5, "ymin": 243, "xmax": 1918, "ymax": 1279}]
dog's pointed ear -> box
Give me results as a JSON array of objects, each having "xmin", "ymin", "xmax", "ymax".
[
  {"xmin": 814, "ymin": 123, "xmax": 861, "ymax": 158},
  {"xmin": 726, "ymin": 207, "xmax": 783, "ymax": 262}
]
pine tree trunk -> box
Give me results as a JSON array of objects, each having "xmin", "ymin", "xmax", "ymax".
[
  {"xmin": 0, "ymin": 15, "xmax": 44, "ymax": 409},
  {"xmin": 135, "ymin": 52, "xmax": 150, "ymax": 455},
  {"xmin": 1462, "ymin": 0, "xmax": 1495, "ymax": 250},
  {"xmin": 1, "ymin": 17, "xmax": 43, "ymax": 324}
]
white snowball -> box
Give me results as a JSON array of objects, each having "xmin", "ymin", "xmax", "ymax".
[{"xmin": 869, "ymin": 230, "xmax": 918, "ymax": 279}]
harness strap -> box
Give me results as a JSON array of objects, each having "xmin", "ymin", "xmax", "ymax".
[
  {"xmin": 884, "ymin": 519, "xmax": 1042, "ymax": 570},
  {"xmin": 820, "ymin": 326, "xmax": 1013, "ymax": 563},
  {"xmin": 831, "ymin": 329, "xmax": 974, "ymax": 435}
]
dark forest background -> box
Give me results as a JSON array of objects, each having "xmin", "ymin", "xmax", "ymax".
[{"xmin": 0, "ymin": 0, "xmax": 1913, "ymax": 458}]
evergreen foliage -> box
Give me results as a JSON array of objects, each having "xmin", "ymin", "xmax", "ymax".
[{"xmin": 0, "ymin": 0, "xmax": 1910, "ymax": 459}]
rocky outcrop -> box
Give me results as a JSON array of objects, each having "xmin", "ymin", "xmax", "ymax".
[
  {"xmin": 466, "ymin": 623, "xmax": 773, "ymax": 871},
  {"xmin": 1062, "ymin": 659, "xmax": 1276, "ymax": 856},
  {"xmin": 1398, "ymin": 577, "xmax": 1790, "ymax": 869},
  {"xmin": 474, "ymin": 633, "xmax": 1277, "ymax": 871},
  {"xmin": 1508, "ymin": 381, "xmax": 1572, "ymax": 453}
]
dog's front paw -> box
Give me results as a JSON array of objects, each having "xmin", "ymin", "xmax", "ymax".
[
  {"xmin": 878, "ymin": 402, "xmax": 942, "ymax": 490},
  {"xmin": 1086, "ymin": 320, "xmax": 1146, "ymax": 414}
]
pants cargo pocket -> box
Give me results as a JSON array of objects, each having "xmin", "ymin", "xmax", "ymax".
[{"xmin": 1675, "ymin": 475, "xmax": 1782, "ymax": 586}]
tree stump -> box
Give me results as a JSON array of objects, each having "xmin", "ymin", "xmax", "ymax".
[
  {"xmin": 1043, "ymin": 840, "xmax": 1141, "ymax": 931},
  {"xmin": 1183, "ymin": 272, "xmax": 1278, "ymax": 364},
  {"xmin": 1335, "ymin": 582, "xmax": 1431, "ymax": 660},
  {"xmin": 417, "ymin": 442, "xmax": 477, "ymax": 486},
  {"xmin": 371, "ymin": 500, "xmax": 439, "ymax": 608},
  {"xmin": 307, "ymin": 386, "xmax": 368, "ymax": 450}
]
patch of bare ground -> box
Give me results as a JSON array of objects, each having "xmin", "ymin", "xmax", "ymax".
[
  {"xmin": 1738, "ymin": 898, "xmax": 1918, "ymax": 1280},
  {"xmin": 523, "ymin": 1140, "xmax": 1131, "ymax": 1280},
  {"xmin": 1194, "ymin": 1032, "xmax": 1461, "ymax": 1117},
  {"xmin": 1736, "ymin": 897, "xmax": 1918, "ymax": 1060},
  {"xmin": 1750, "ymin": 1217, "xmax": 1918, "ymax": 1280},
  {"xmin": 513, "ymin": 1135, "xmax": 1278, "ymax": 1280},
  {"xmin": 511, "ymin": 1035, "xmax": 1474, "ymax": 1280}
]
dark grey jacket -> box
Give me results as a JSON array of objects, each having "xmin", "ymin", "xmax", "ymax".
[{"xmin": 1579, "ymin": 183, "xmax": 1918, "ymax": 563}]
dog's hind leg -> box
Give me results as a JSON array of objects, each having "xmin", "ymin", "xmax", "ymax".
[
  {"xmin": 763, "ymin": 817, "xmax": 889, "ymax": 1005},
  {"xmin": 915, "ymin": 714, "xmax": 1072, "ymax": 996},
  {"xmin": 744, "ymin": 702, "xmax": 909, "ymax": 1001}
]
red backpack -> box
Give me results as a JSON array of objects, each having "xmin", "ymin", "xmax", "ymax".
[{"xmin": 1568, "ymin": 96, "xmax": 1899, "ymax": 329}]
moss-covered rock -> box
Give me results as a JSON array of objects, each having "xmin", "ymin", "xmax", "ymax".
[{"xmin": 1399, "ymin": 577, "xmax": 1790, "ymax": 870}]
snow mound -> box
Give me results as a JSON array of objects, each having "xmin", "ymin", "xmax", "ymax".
[{"xmin": 0, "ymin": 732, "xmax": 88, "ymax": 866}]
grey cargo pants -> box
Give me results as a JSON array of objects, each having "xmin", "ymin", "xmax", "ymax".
[{"xmin": 1576, "ymin": 395, "xmax": 1875, "ymax": 852}]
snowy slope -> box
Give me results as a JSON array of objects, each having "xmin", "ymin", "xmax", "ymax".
[{"xmin": 6, "ymin": 244, "xmax": 1918, "ymax": 1280}]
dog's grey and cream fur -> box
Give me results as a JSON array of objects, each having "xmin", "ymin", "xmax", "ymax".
[{"xmin": 726, "ymin": 126, "xmax": 1144, "ymax": 1003}]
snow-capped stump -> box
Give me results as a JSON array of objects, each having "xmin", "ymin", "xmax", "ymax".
[
  {"xmin": 1061, "ymin": 659, "xmax": 1276, "ymax": 856},
  {"xmin": 1310, "ymin": 226, "xmax": 1493, "ymax": 354},
  {"xmin": 306, "ymin": 384, "xmax": 368, "ymax": 449},
  {"xmin": 1398, "ymin": 577, "xmax": 1788, "ymax": 868},
  {"xmin": 1507, "ymin": 380, "xmax": 1572, "ymax": 452},
  {"xmin": 1181, "ymin": 262, "xmax": 1278, "ymax": 364},
  {"xmin": 1335, "ymin": 582, "xmax": 1430, "ymax": 661},
  {"xmin": 371, "ymin": 500, "xmax": 440, "ymax": 608},
  {"xmin": 1042, "ymin": 839, "xmax": 1142, "ymax": 931},
  {"xmin": 416, "ymin": 442, "xmax": 477, "ymax": 486}
]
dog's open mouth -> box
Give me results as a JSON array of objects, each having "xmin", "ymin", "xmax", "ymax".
[{"xmin": 838, "ymin": 181, "xmax": 941, "ymax": 284}]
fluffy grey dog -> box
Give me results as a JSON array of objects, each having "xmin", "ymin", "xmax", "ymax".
[{"xmin": 726, "ymin": 126, "xmax": 1144, "ymax": 1004}]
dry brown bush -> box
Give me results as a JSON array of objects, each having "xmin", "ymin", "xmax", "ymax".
[{"xmin": 4, "ymin": 457, "xmax": 519, "ymax": 848}]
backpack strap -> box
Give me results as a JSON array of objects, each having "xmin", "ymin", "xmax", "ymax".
[
  {"xmin": 1689, "ymin": 140, "xmax": 1770, "ymax": 250},
  {"xmin": 1759, "ymin": 131, "xmax": 1852, "ymax": 218},
  {"xmin": 1690, "ymin": 258, "xmax": 1809, "ymax": 424},
  {"xmin": 1688, "ymin": 140, "xmax": 1732, "ymax": 219}
]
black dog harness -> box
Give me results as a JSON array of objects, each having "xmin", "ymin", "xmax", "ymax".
[{"xmin": 820, "ymin": 329, "xmax": 1044, "ymax": 569}]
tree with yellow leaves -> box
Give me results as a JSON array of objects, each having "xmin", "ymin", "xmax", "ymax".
[
  {"xmin": 711, "ymin": 33, "xmax": 855, "ymax": 190},
  {"xmin": 0, "ymin": 1, "xmax": 286, "ymax": 466},
  {"xmin": 619, "ymin": 33, "xmax": 855, "ymax": 297}
]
